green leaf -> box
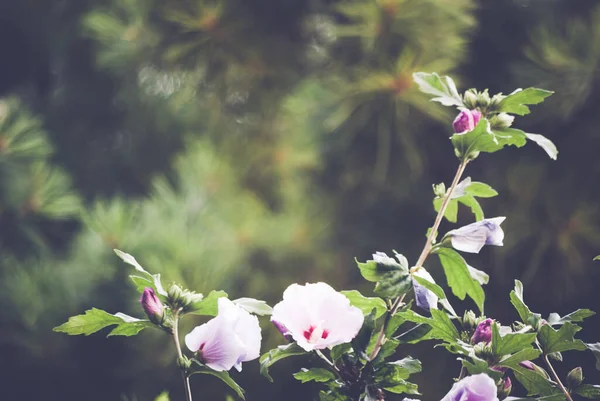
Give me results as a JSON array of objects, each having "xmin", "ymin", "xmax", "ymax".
[
  {"xmin": 154, "ymin": 391, "xmax": 170, "ymax": 401},
  {"xmin": 498, "ymin": 88, "xmax": 553, "ymax": 116},
  {"xmin": 451, "ymin": 119, "xmax": 500, "ymax": 159},
  {"xmin": 54, "ymin": 308, "xmax": 153, "ymax": 337},
  {"xmin": 594, "ymin": 256, "xmax": 600, "ymax": 261},
  {"xmin": 114, "ymin": 249, "xmax": 167, "ymax": 297},
  {"xmin": 293, "ymin": 368, "xmax": 336, "ymax": 383},
  {"xmin": 586, "ymin": 343, "xmax": 600, "ymax": 370},
  {"xmin": 412, "ymin": 275, "xmax": 446, "ymax": 300},
  {"xmin": 189, "ymin": 362, "xmax": 245, "ymax": 399},
  {"xmin": 513, "ymin": 366, "xmax": 558, "ymax": 397},
  {"xmin": 341, "ymin": 290, "xmax": 387, "ymax": 319},
  {"xmin": 456, "ymin": 195, "xmax": 484, "ymax": 221},
  {"xmin": 546, "ymin": 310, "xmax": 595, "ymax": 326},
  {"xmin": 465, "ymin": 182, "xmax": 498, "ymax": 198},
  {"xmin": 388, "ymin": 356, "xmax": 422, "ymax": 377},
  {"xmin": 188, "ymin": 290, "xmax": 228, "ymax": 316},
  {"xmin": 233, "ymin": 298, "xmax": 272, "ymax": 316},
  {"xmin": 352, "ymin": 309, "xmax": 376, "ymax": 359},
  {"xmin": 491, "ymin": 322, "xmax": 537, "ymax": 357},
  {"xmin": 435, "ymin": 248, "xmax": 485, "ymax": 312},
  {"xmin": 395, "ymin": 324, "xmax": 433, "ymax": 344},
  {"xmin": 575, "ymin": 384, "xmax": 600, "ymax": 399},
  {"xmin": 330, "ymin": 343, "xmax": 351, "ymax": 363},
  {"xmin": 356, "ymin": 254, "xmax": 412, "ymax": 299},
  {"xmin": 510, "ymin": 280, "xmax": 534, "ymax": 323},
  {"xmin": 462, "ymin": 357, "xmax": 504, "ymax": 380},
  {"xmin": 259, "ymin": 343, "xmax": 307, "ymax": 382},
  {"xmin": 492, "ymin": 127, "xmax": 528, "ymax": 149},
  {"xmin": 525, "ymin": 133, "xmax": 558, "ymax": 160},
  {"xmin": 396, "ymin": 309, "xmax": 459, "ymax": 343},
  {"xmin": 538, "ymin": 322, "xmax": 587, "ymax": 354},
  {"xmin": 412, "ymin": 72, "xmax": 463, "ymax": 107},
  {"xmin": 499, "ymin": 348, "xmax": 542, "ymax": 367},
  {"xmin": 371, "ymin": 339, "xmax": 401, "ymax": 364},
  {"xmin": 383, "ymin": 381, "xmax": 420, "ymax": 395},
  {"xmin": 467, "ymin": 264, "xmax": 489, "ymax": 285},
  {"xmin": 434, "ymin": 197, "xmax": 459, "ymax": 223}
]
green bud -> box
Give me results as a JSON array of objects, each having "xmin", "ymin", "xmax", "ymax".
[
  {"xmin": 548, "ymin": 351, "xmax": 562, "ymax": 362},
  {"xmin": 177, "ymin": 355, "xmax": 192, "ymax": 371},
  {"xmin": 567, "ymin": 367, "xmax": 583, "ymax": 388},
  {"xmin": 489, "ymin": 93, "xmax": 506, "ymax": 111},
  {"xmin": 497, "ymin": 377, "xmax": 512, "ymax": 400},
  {"xmin": 462, "ymin": 310, "xmax": 478, "ymax": 330},
  {"xmin": 489, "ymin": 113, "xmax": 514, "ymax": 129},
  {"xmin": 433, "ymin": 182, "xmax": 446, "ymax": 197},
  {"xmin": 463, "ymin": 89, "xmax": 478, "ymax": 109},
  {"xmin": 180, "ymin": 290, "xmax": 204, "ymax": 313},
  {"xmin": 473, "ymin": 342, "xmax": 494, "ymax": 361},
  {"xmin": 475, "ymin": 90, "xmax": 491, "ymax": 108},
  {"xmin": 168, "ymin": 284, "xmax": 184, "ymax": 305}
]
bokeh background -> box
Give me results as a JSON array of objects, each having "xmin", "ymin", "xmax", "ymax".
[{"xmin": 1, "ymin": 0, "xmax": 600, "ymax": 400}]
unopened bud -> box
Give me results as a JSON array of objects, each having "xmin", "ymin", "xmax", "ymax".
[
  {"xmin": 472, "ymin": 318, "xmax": 493, "ymax": 344},
  {"xmin": 168, "ymin": 284, "xmax": 184, "ymax": 305},
  {"xmin": 497, "ymin": 377, "xmax": 512, "ymax": 399},
  {"xmin": 567, "ymin": 367, "xmax": 583, "ymax": 388},
  {"xmin": 433, "ymin": 182, "xmax": 446, "ymax": 197},
  {"xmin": 473, "ymin": 342, "xmax": 494, "ymax": 360},
  {"xmin": 463, "ymin": 90, "xmax": 478, "ymax": 109},
  {"xmin": 453, "ymin": 109, "xmax": 482, "ymax": 134},
  {"xmin": 489, "ymin": 113, "xmax": 514, "ymax": 129},
  {"xmin": 140, "ymin": 287, "xmax": 164, "ymax": 324},
  {"xmin": 462, "ymin": 310, "xmax": 478, "ymax": 330},
  {"xmin": 476, "ymin": 90, "xmax": 491, "ymax": 108}
]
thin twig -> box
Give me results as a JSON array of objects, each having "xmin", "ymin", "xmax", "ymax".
[
  {"xmin": 172, "ymin": 310, "xmax": 193, "ymax": 401},
  {"xmin": 544, "ymin": 354, "xmax": 574, "ymax": 401},
  {"xmin": 368, "ymin": 159, "xmax": 470, "ymax": 361}
]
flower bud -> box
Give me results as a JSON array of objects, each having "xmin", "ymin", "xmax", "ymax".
[
  {"xmin": 476, "ymin": 90, "xmax": 491, "ymax": 108},
  {"xmin": 168, "ymin": 284, "xmax": 184, "ymax": 304},
  {"xmin": 463, "ymin": 89, "xmax": 478, "ymax": 109},
  {"xmin": 433, "ymin": 182, "xmax": 446, "ymax": 197},
  {"xmin": 452, "ymin": 109, "xmax": 482, "ymax": 133},
  {"xmin": 462, "ymin": 310, "xmax": 478, "ymax": 330},
  {"xmin": 519, "ymin": 360, "xmax": 535, "ymax": 371},
  {"xmin": 140, "ymin": 287, "xmax": 164, "ymax": 324},
  {"xmin": 472, "ymin": 318, "xmax": 493, "ymax": 344},
  {"xmin": 567, "ymin": 367, "xmax": 583, "ymax": 388},
  {"xmin": 473, "ymin": 342, "xmax": 494, "ymax": 361},
  {"xmin": 489, "ymin": 113, "xmax": 514, "ymax": 129},
  {"xmin": 497, "ymin": 377, "xmax": 512, "ymax": 399}
]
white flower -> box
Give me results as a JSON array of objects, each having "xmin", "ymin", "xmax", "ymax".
[
  {"xmin": 411, "ymin": 268, "xmax": 438, "ymax": 312},
  {"xmin": 271, "ymin": 283, "xmax": 364, "ymax": 351},
  {"xmin": 185, "ymin": 298, "xmax": 261, "ymax": 372},
  {"xmin": 446, "ymin": 217, "xmax": 505, "ymax": 254}
]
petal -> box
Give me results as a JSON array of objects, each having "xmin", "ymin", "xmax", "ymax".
[
  {"xmin": 450, "ymin": 231, "xmax": 487, "ymax": 253},
  {"xmin": 217, "ymin": 298, "xmax": 262, "ymax": 366},
  {"xmin": 452, "ymin": 177, "xmax": 472, "ymax": 199},
  {"xmin": 200, "ymin": 317, "xmax": 246, "ymax": 372}
]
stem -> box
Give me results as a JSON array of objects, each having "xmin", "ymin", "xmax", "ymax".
[
  {"xmin": 412, "ymin": 159, "xmax": 469, "ymax": 273},
  {"xmin": 544, "ymin": 355, "xmax": 574, "ymax": 401},
  {"xmin": 172, "ymin": 310, "xmax": 193, "ymax": 401},
  {"xmin": 368, "ymin": 159, "xmax": 469, "ymax": 361},
  {"xmin": 316, "ymin": 350, "xmax": 339, "ymax": 372}
]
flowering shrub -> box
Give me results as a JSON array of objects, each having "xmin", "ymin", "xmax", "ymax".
[{"xmin": 55, "ymin": 73, "xmax": 600, "ymax": 401}]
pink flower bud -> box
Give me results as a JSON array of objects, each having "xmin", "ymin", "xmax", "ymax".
[
  {"xmin": 519, "ymin": 360, "xmax": 536, "ymax": 371},
  {"xmin": 452, "ymin": 109, "xmax": 482, "ymax": 133},
  {"xmin": 472, "ymin": 318, "xmax": 493, "ymax": 344},
  {"xmin": 140, "ymin": 287, "xmax": 164, "ymax": 322}
]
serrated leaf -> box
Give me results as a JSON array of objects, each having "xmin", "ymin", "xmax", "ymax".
[
  {"xmin": 371, "ymin": 339, "xmax": 401, "ymax": 364},
  {"xmin": 383, "ymin": 381, "xmax": 420, "ymax": 395},
  {"xmin": 538, "ymin": 322, "xmax": 587, "ymax": 354},
  {"xmin": 525, "ymin": 133, "xmax": 558, "ymax": 160},
  {"xmin": 513, "ymin": 365, "xmax": 559, "ymax": 397},
  {"xmin": 435, "ymin": 248, "xmax": 485, "ymax": 312},
  {"xmin": 396, "ymin": 309, "xmax": 459, "ymax": 343},
  {"xmin": 395, "ymin": 324, "xmax": 433, "ymax": 344},
  {"xmin": 233, "ymin": 298, "xmax": 272, "ymax": 316},
  {"xmin": 491, "ymin": 322, "xmax": 537, "ymax": 357},
  {"xmin": 575, "ymin": 384, "xmax": 600, "ymax": 399},
  {"xmin": 492, "ymin": 127, "xmax": 528, "ymax": 149},
  {"xmin": 412, "ymin": 72, "xmax": 463, "ymax": 107},
  {"xmin": 462, "ymin": 356, "xmax": 504, "ymax": 380},
  {"xmin": 330, "ymin": 343, "xmax": 351, "ymax": 363},
  {"xmin": 451, "ymin": 119, "xmax": 501, "ymax": 158},
  {"xmin": 357, "ymin": 254, "xmax": 412, "ymax": 299},
  {"xmin": 188, "ymin": 290, "xmax": 228, "ymax": 316},
  {"xmin": 546, "ymin": 309, "xmax": 595, "ymax": 326},
  {"xmin": 293, "ymin": 368, "xmax": 336, "ymax": 383},
  {"xmin": 54, "ymin": 308, "xmax": 153, "ymax": 337},
  {"xmin": 189, "ymin": 362, "xmax": 245, "ymax": 399},
  {"xmin": 457, "ymin": 195, "xmax": 485, "ymax": 221},
  {"xmin": 587, "ymin": 343, "xmax": 600, "ymax": 370},
  {"xmin": 499, "ymin": 348, "xmax": 542, "ymax": 367},
  {"xmin": 341, "ymin": 290, "xmax": 387, "ymax": 319},
  {"xmin": 259, "ymin": 343, "xmax": 307, "ymax": 382},
  {"xmin": 498, "ymin": 88, "xmax": 553, "ymax": 116}
]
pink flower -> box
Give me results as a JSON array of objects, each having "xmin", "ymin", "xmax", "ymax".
[
  {"xmin": 441, "ymin": 373, "xmax": 499, "ymax": 401},
  {"xmin": 140, "ymin": 287, "xmax": 164, "ymax": 322},
  {"xmin": 185, "ymin": 298, "xmax": 261, "ymax": 372},
  {"xmin": 271, "ymin": 283, "xmax": 364, "ymax": 351},
  {"xmin": 453, "ymin": 109, "xmax": 482, "ymax": 133},
  {"xmin": 472, "ymin": 318, "xmax": 493, "ymax": 344}
]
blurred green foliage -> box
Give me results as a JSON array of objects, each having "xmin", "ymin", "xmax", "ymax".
[{"xmin": 0, "ymin": 0, "xmax": 599, "ymax": 400}]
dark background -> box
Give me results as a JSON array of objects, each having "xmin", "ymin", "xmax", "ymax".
[{"xmin": 1, "ymin": 0, "xmax": 599, "ymax": 400}]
